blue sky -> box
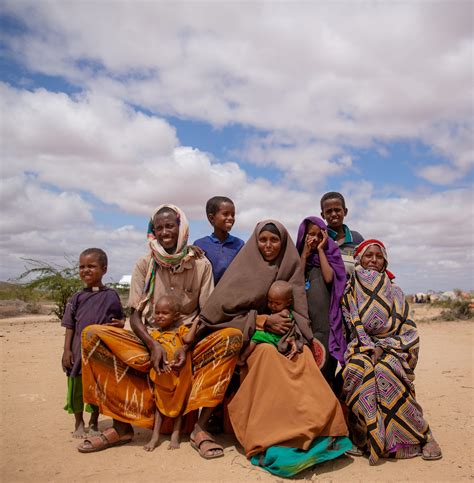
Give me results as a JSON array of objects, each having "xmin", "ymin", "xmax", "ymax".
[{"xmin": 0, "ymin": 2, "xmax": 472, "ymax": 292}]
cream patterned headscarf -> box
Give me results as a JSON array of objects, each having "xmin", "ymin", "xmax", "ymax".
[{"xmin": 138, "ymin": 204, "xmax": 194, "ymax": 320}]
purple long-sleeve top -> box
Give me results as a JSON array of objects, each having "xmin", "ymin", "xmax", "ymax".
[{"xmin": 61, "ymin": 287, "xmax": 123, "ymax": 377}]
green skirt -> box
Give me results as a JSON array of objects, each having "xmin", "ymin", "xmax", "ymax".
[{"xmin": 64, "ymin": 376, "xmax": 97, "ymax": 414}]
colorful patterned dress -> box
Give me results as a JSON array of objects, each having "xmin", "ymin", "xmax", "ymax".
[{"xmin": 342, "ymin": 266, "xmax": 432, "ymax": 465}]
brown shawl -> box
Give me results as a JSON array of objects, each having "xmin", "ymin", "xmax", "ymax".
[{"xmin": 199, "ymin": 220, "xmax": 313, "ymax": 349}]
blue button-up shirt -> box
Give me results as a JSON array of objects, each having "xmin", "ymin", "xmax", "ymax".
[{"xmin": 193, "ymin": 233, "xmax": 245, "ymax": 284}]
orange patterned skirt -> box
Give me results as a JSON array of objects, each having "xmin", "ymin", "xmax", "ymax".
[{"xmin": 81, "ymin": 325, "xmax": 242, "ymax": 429}]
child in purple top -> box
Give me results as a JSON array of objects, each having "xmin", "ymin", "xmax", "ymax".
[
  {"xmin": 193, "ymin": 196, "xmax": 245, "ymax": 285},
  {"xmin": 61, "ymin": 248, "xmax": 124, "ymax": 438}
]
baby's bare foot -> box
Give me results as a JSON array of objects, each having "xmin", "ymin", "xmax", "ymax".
[
  {"xmin": 168, "ymin": 435, "xmax": 180, "ymax": 450},
  {"xmin": 144, "ymin": 438, "xmax": 159, "ymax": 452},
  {"xmin": 72, "ymin": 421, "xmax": 86, "ymax": 438}
]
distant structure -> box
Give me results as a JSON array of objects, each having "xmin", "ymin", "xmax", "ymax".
[{"xmin": 118, "ymin": 275, "xmax": 131, "ymax": 288}]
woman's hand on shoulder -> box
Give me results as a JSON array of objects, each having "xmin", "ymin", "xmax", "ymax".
[
  {"xmin": 265, "ymin": 311, "xmax": 292, "ymax": 335},
  {"xmin": 190, "ymin": 245, "xmax": 205, "ymax": 258}
]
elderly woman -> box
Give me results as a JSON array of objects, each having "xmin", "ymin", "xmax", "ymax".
[
  {"xmin": 342, "ymin": 239, "xmax": 442, "ymax": 465},
  {"xmin": 200, "ymin": 220, "xmax": 351, "ymax": 477},
  {"xmin": 78, "ymin": 205, "xmax": 242, "ymax": 458}
]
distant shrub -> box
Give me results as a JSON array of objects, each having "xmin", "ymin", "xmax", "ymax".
[
  {"xmin": 0, "ymin": 284, "xmax": 41, "ymax": 304},
  {"xmin": 438, "ymin": 300, "xmax": 473, "ymax": 321},
  {"xmin": 16, "ymin": 258, "xmax": 83, "ymax": 320}
]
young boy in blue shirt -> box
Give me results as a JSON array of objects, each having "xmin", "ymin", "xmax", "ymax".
[
  {"xmin": 320, "ymin": 191, "xmax": 364, "ymax": 276},
  {"xmin": 194, "ymin": 196, "xmax": 245, "ymax": 285}
]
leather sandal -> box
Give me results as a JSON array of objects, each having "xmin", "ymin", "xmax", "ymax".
[{"xmin": 77, "ymin": 427, "xmax": 133, "ymax": 453}]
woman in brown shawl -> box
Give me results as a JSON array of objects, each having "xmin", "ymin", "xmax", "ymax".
[{"xmin": 200, "ymin": 220, "xmax": 351, "ymax": 477}]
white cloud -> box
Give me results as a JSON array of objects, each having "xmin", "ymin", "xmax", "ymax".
[
  {"xmin": 0, "ymin": 222, "xmax": 145, "ymax": 284},
  {"xmin": 3, "ymin": 1, "xmax": 472, "ymax": 184},
  {"xmin": 341, "ymin": 183, "xmax": 474, "ymax": 292},
  {"xmin": 1, "ymin": 2, "xmax": 473, "ymax": 292},
  {"xmin": 0, "ymin": 175, "xmax": 92, "ymax": 235}
]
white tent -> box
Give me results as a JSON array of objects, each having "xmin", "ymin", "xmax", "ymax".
[{"xmin": 118, "ymin": 275, "xmax": 131, "ymax": 287}]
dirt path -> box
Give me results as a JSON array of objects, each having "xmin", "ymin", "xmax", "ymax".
[{"xmin": 0, "ymin": 315, "xmax": 472, "ymax": 482}]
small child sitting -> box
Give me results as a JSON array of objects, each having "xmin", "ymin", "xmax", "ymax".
[
  {"xmin": 193, "ymin": 196, "xmax": 245, "ymax": 285},
  {"xmin": 61, "ymin": 248, "xmax": 124, "ymax": 438},
  {"xmin": 144, "ymin": 294, "xmax": 199, "ymax": 452},
  {"xmin": 320, "ymin": 191, "xmax": 364, "ymax": 276},
  {"xmin": 238, "ymin": 280, "xmax": 297, "ymax": 365}
]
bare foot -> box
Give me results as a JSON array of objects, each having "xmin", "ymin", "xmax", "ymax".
[
  {"xmin": 144, "ymin": 437, "xmax": 159, "ymax": 452},
  {"xmin": 168, "ymin": 434, "xmax": 180, "ymax": 450},
  {"xmin": 87, "ymin": 427, "xmax": 101, "ymax": 436},
  {"xmin": 72, "ymin": 420, "xmax": 86, "ymax": 438}
]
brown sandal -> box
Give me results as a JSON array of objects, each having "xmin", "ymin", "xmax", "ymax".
[
  {"xmin": 78, "ymin": 427, "xmax": 133, "ymax": 453},
  {"xmin": 190, "ymin": 430, "xmax": 224, "ymax": 459}
]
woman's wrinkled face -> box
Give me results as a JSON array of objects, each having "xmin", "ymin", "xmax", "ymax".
[
  {"xmin": 153, "ymin": 211, "xmax": 179, "ymax": 253},
  {"xmin": 360, "ymin": 245, "xmax": 385, "ymax": 272},
  {"xmin": 257, "ymin": 230, "xmax": 282, "ymax": 262}
]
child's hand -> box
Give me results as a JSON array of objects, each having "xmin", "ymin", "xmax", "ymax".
[
  {"xmin": 169, "ymin": 347, "xmax": 186, "ymax": 370},
  {"xmin": 302, "ymin": 235, "xmax": 315, "ymax": 258},
  {"xmin": 285, "ymin": 338, "xmax": 298, "ymax": 360},
  {"xmin": 317, "ymin": 230, "xmax": 328, "ymax": 251},
  {"xmin": 279, "ymin": 308, "xmax": 291, "ymax": 318},
  {"xmin": 62, "ymin": 349, "xmax": 74, "ymax": 372},
  {"xmin": 107, "ymin": 318, "xmax": 125, "ymax": 328}
]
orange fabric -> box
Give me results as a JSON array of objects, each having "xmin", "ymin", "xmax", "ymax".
[
  {"xmin": 228, "ymin": 344, "xmax": 348, "ymax": 457},
  {"xmin": 149, "ymin": 325, "xmax": 192, "ymax": 418},
  {"xmin": 82, "ymin": 325, "xmax": 242, "ymax": 430},
  {"xmin": 185, "ymin": 328, "xmax": 242, "ymax": 413}
]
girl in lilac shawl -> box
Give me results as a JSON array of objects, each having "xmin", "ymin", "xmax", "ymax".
[{"xmin": 296, "ymin": 216, "xmax": 346, "ymax": 386}]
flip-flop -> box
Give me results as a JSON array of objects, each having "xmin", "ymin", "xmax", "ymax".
[
  {"xmin": 190, "ymin": 430, "xmax": 224, "ymax": 459},
  {"xmin": 77, "ymin": 427, "xmax": 133, "ymax": 453},
  {"xmin": 345, "ymin": 446, "xmax": 365, "ymax": 457},
  {"xmin": 421, "ymin": 441, "xmax": 442, "ymax": 461}
]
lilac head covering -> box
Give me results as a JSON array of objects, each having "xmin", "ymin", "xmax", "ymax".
[{"xmin": 296, "ymin": 216, "xmax": 347, "ymax": 364}]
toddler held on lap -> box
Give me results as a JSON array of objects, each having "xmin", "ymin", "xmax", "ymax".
[
  {"xmin": 238, "ymin": 280, "xmax": 297, "ymax": 365},
  {"xmin": 144, "ymin": 295, "xmax": 200, "ymax": 452}
]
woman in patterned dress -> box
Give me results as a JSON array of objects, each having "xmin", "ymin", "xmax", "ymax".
[{"xmin": 342, "ymin": 239, "xmax": 442, "ymax": 465}]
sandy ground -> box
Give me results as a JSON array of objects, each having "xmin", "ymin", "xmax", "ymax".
[{"xmin": 0, "ymin": 309, "xmax": 472, "ymax": 482}]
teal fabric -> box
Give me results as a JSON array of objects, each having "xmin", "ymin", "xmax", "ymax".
[
  {"xmin": 251, "ymin": 330, "xmax": 282, "ymax": 346},
  {"xmin": 250, "ymin": 436, "xmax": 352, "ymax": 477},
  {"xmin": 327, "ymin": 224, "xmax": 352, "ymax": 244}
]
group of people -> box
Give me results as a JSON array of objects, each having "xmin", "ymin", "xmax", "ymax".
[{"xmin": 61, "ymin": 192, "xmax": 442, "ymax": 477}]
